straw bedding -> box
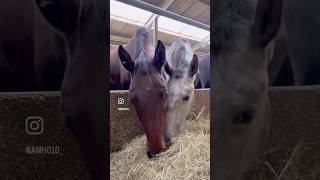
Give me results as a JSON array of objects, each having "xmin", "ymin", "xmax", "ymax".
[
  {"xmin": 243, "ymin": 141, "xmax": 320, "ymax": 180},
  {"xmin": 110, "ymin": 107, "xmax": 210, "ymax": 180}
]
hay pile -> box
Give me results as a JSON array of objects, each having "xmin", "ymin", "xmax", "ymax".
[
  {"xmin": 243, "ymin": 141, "xmax": 320, "ymax": 180},
  {"xmin": 110, "ymin": 107, "xmax": 210, "ymax": 180}
]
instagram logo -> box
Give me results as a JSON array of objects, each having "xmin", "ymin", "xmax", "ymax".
[
  {"xmin": 25, "ymin": 116, "xmax": 44, "ymax": 135},
  {"xmin": 118, "ymin": 98, "xmax": 125, "ymax": 105}
]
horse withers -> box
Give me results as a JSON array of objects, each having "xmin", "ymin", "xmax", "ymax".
[
  {"xmin": 212, "ymin": 0, "xmax": 283, "ymax": 179},
  {"xmin": 118, "ymin": 28, "xmax": 169, "ymax": 159},
  {"xmin": 164, "ymin": 39, "xmax": 199, "ymax": 144}
]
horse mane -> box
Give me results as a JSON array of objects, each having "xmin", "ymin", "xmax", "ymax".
[
  {"xmin": 132, "ymin": 27, "xmax": 154, "ymax": 75},
  {"xmin": 212, "ymin": 0, "xmax": 255, "ymax": 53},
  {"xmin": 134, "ymin": 28, "xmax": 152, "ymax": 57},
  {"xmin": 172, "ymin": 48, "xmax": 188, "ymax": 79},
  {"xmin": 168, "ymin": 39, "xmax": 193, "ymax": 79}
]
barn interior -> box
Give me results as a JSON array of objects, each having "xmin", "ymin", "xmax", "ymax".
[
  {"xmin": 110, "ymin": 0, "xmax": 210, "ymax": 59},
  {"xmin": 110, "ymin": 1, "xmax": 211, "ymax": 179},
  {"xmin": 1, "ymin": 0, "xmax": 320, "ymax": 179}
]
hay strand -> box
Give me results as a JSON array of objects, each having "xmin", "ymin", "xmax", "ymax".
[{"xmin": 110, "ymin": 107, "xmax": 210, "ymax": 180}]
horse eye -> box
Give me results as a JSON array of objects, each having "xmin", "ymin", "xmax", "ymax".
[
  {"xmin": 182, "ymin": 95, "xmax": 190, "ymax": 101},
  {"xmin": 233, "ymin": 110, "xmax": 255, "ymax": 124}
]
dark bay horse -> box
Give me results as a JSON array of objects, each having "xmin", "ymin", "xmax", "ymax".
[
  {"xmin": 212, "ymin": 0, "xmax": 282, "ymax": 179},
  {"xmin": 277, "ymin": 0, "xmax": 320, "ymax": 86},
  {"xmin": 0, "ymin": 0, "xmax": 34, "ymax": 92},
  {"xmin": 164, "ymin": 38, "xmax": 199, "ymax": 142},
  {"xmin": 0, "ymin": 0, "xmax": 68, "ymax": 92},
  {"xmin": 0, "ymin": 0, "xmax": 107, "ymax": 178},
  {"xmin": 110, "ymin": 44, "xmax": 131, "ymax": 90},
  {"xmin": 118, "ymin": 28, "xmax": 169, "ymax": 159},
  {"xmin": 33, "ymin": 6, "xmax": 68, "ymax": 91},
  {"xmin": 36, "ymin": 0, "xmax": 108, "ymax": 178},
  {"xmin": 198, "ymin": 54, "xmax": 210, "ymax": 88}
]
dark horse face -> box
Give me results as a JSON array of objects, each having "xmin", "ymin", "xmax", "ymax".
[
  {"xmin": 118, "ymin": 40, "xmax": 168, "ymax": 158},
  {"xmin": 36, "ymin": 0, "xmax": 108, "ymax": 178},
  {"xmin": 212, "ymin": 0, "xmax": 283, "ymax": 179}
]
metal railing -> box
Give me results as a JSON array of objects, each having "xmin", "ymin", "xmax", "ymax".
[
  {"xmin": 115, "ymin": 0, "xmax": 210, "ymax": 31},
  {"xmin": 144, "ymin": 0, "xmax": 175, "ymax": 29}
]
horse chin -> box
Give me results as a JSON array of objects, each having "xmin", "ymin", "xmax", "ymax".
[
  {"xmin": 165, "ymin": 138, "xmax": 172, "ymax": 147},
  {"xmin": 147, "ymin": 151, "xmax": 159, "ymax": 160},
  {"xmin": 146, "ymin": 138, "xmax": 172, "ymax": 160}
]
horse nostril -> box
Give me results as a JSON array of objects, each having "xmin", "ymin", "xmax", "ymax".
[
  {"xmin": 147, "ymin": 151, "xmax": 158, "ymax": 160},
  {"xmin": 165, "ymin": 139, "xmax": 172, "ymax": 148},
  {"xmin": 182, "ymin": 95, "xmax": 190, "ymax": 101}
]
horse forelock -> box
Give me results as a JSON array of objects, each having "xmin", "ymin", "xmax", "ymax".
[
  {"xmin": 135, "ymin": 28, "xmax": 150, "ymax": 39},
  {"xmin": 168, "ymin": 39, "xmax": 194, "ymax": 78},
  {"xmin": 135, "ymin": 53, "xmax": 149, "ymax": 75},
  {"xmin": 134, "ymin": 28, "xmax": 154, "ymax": 55},
  {"xmin": 125, "ymin": 27, "xmax": 155, "ymax": 76},
  {"xmin": 136, "ymin": 28, "xmax": 154, "ymax": 56},
  {"xmin": 212, "ymin": 0, "xmax": 255, "ymax": 54}
]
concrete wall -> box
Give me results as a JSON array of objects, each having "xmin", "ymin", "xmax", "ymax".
[
  {"xmin": 0, "ymin": 92, "xmax": 89, "ymax": 179},
  {"xmin": 268, "ymin": 86, "xmax": 320, "ymax": 148},
  {"xmin": 245, "ymin": 85, "xmax": 320, "ymax": 178}
]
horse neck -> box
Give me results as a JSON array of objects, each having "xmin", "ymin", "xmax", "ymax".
[{"xmin": 212, "ymin": 0, "xmax": 255, "ymax": 23}]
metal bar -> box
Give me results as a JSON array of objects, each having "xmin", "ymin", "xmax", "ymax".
[
  {"xmin": 198, "ymin": 0, "xmax": 210, "ymax": 6},
  {"xmin": 115, "ymin": 0, "xmax": 210, "ymax": 31},
  {"xmin": 144, "ymin": 0, "xmax": 175, "ymax": 29},
  {"xmin": 145, "ymin": 14, "xmax": 158, "ymax": 29},
  {"xmin": 153, "ymin": 17, "xmax": 158, "ymax": 45},
  {"xmin": 192, "ymin": 35, "xmax": 210, "ymax": 50}
]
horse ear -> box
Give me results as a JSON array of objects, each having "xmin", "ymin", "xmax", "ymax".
[
  {"xmin": 250, "ymin": 0, "xmax": 283, "ymax": 46},
  {"xmin": 188, "ymin": 55, "xmax": 199, "ymax": 77},
  {"xmin": 118, "ymin": 45, "xmax": 134, "ymax": 73},
  {"xmin": 153, "ymin": 40, "xmax": 166, "ymax": 71},
  {"xmin": 164, "ymin": 61, "xmax": 174, "ymax": 77}
]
